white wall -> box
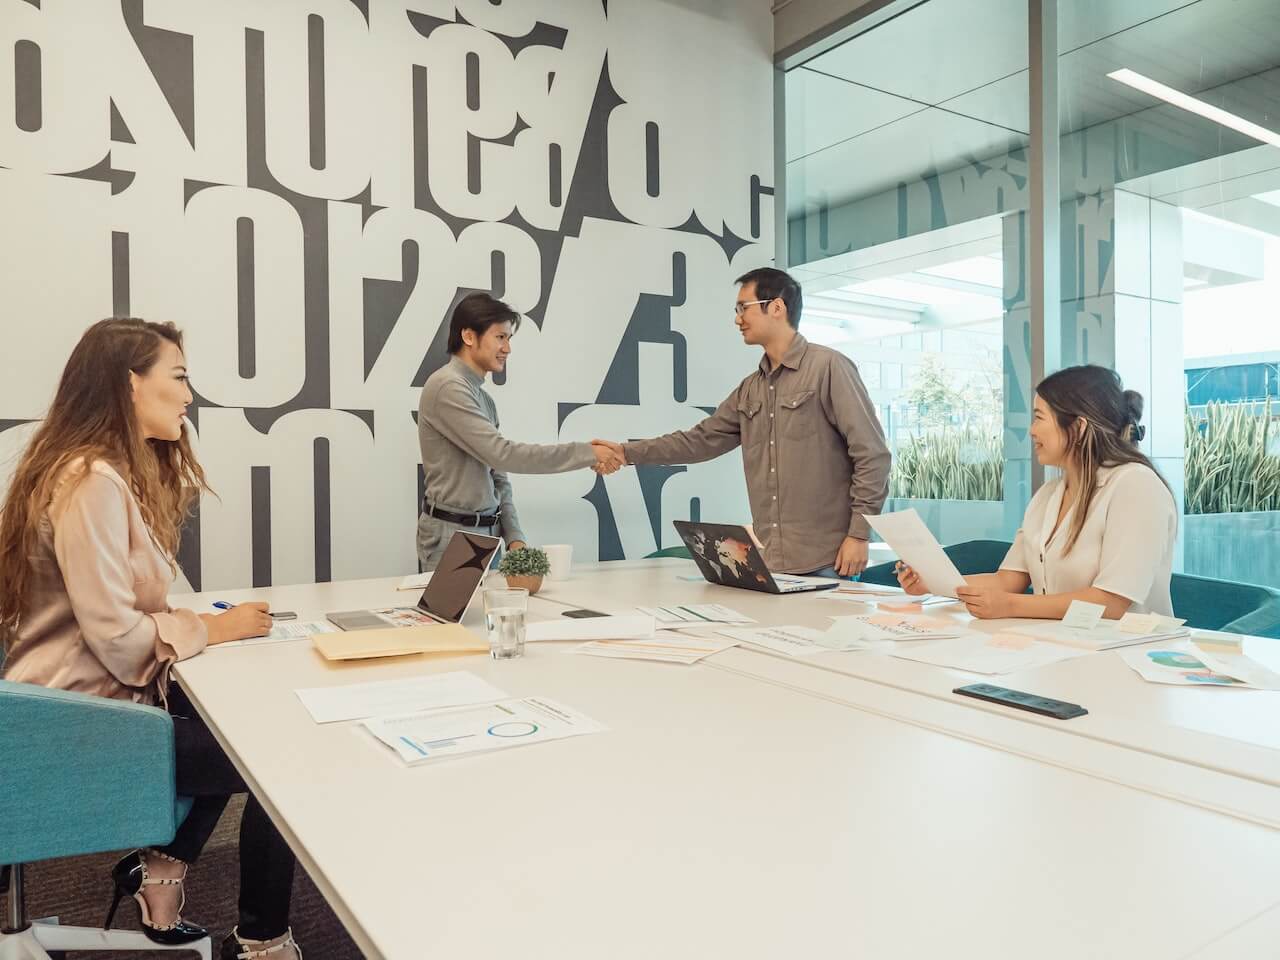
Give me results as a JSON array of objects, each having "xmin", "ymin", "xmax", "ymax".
[{"xmin": 0, "ymin": 1, "xmax": 774, "ymax": 590}]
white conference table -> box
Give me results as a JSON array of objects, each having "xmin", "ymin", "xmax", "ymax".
[
  {"xmin": 536, "ymin": 561, "xmax": 1280, "ymax": 796},
  {"xmin": 171, "ymin": 564, "xmax": 1280, "ymax": 959}
]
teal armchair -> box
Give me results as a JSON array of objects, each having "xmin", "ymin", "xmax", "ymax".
[
  {"xmin": 0, "ymin": 679, "xmax": 207, "ymax": 958},
  {"xmin": 1171, "ymin": 573, "xmax": 1280, "ymax": 638},
  {"xmin": 860, "ymin": 539, "xmax": 1014, "ymax": 586}
]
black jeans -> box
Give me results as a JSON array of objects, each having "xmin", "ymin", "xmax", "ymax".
[{"xmin": 157, "ymin": 683, "xmax": 295, "ymax": 940}]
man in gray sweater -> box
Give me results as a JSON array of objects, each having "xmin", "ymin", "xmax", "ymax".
[{"xmin": 417, "ymin": 293, "xmax": 622, "ymax": 571}]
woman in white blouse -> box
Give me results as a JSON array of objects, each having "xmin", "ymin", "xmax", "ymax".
[{"xmin": 897, "ymin": 365, "xmax": 1178, "ymax": 619}]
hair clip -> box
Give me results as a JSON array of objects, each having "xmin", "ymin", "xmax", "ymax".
[{"xmin": 1131, "ymin": 424, "xmax": 1146, "ymax": 442}]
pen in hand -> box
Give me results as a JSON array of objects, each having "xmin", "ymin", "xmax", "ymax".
[{"xmin": 213, "ymin": 600, "xmax": 295, "ymax": 620}]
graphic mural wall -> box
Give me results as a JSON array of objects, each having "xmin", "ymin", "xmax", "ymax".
[{"xmin": 0, "ymin": 1, "xmax": 774, "ymax": 590}]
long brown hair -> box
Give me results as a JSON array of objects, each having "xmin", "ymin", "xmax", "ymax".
[
  {"xmin": 0, "ymin": 319, "xmax": 210, "ymax": 641},
  {"xmin": 1036, "ymin": 364, "xmax": 1173, "ymax": 554}
]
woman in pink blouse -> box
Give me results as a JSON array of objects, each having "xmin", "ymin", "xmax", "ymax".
[{"xmin": 0, "ymin": 319, "xmax": 301, "ymax": 960}]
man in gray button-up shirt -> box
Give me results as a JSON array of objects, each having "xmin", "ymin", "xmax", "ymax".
[
  {"xmin": 417, "ymin": 294, "xmax": 621, "ymax": 570},
  {"xmin": 596, "ymin": 268, "xmax": 891, "ymax": 577}
]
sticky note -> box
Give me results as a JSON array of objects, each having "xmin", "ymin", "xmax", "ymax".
[
  {"xmin": 1062, "ymin": 599, "xmax": 1105, "ymax": 630},
  {"xmin": 880, "ymin": 602, "xmax": 925, "ymax": 614},
  {"xmin": 1118, "ymin": 612, "xmax": 1162, "ymax": 634}
]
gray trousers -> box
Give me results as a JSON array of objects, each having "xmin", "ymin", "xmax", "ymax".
[{"xmin": 417, "ymin": 511, "xmax": 504, "ymax": 572}]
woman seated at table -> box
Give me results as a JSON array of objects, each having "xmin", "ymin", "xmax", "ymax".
[
  {"xmin": 0, "ymin": 319, "xmax": 301, "ymax": 960},
  {"xmin": 896, "ymin": 364, "xmax": 1178, "ymax": 620}
]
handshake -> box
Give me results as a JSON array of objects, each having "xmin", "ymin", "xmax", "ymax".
[{"xmin": 589, "ymin": 439, "xmax": 627, "ymax": 476}]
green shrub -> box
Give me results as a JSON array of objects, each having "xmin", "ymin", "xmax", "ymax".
[
  {"xmin": 1185, "ymin": 400, "xmax": 1280, "ymax": 514},
  {"xmin": 889, "ymin": 429, "xmax": 1003, "ymax": 501},
  {"xmin": 885, "ymin": 402, "xmax": 1280, "ymax": 514},
  {"xmin": 498, "ymin": 546, "xmax": 550, "ymax": 577}
]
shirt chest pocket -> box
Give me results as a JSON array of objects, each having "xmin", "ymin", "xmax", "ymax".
[
  {"xmin": 778, "ymin": 389, "xmax": 817, "ymax": 440},
  {"xmin": 737, "ymin": 398, "xmax": 765, "ymax": 450}
]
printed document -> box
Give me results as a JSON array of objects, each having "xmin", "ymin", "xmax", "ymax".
[
  {"xmin": 526, "ymin": 615, "xmax": 655, "ymax": 643},
  {"xmin": 714, "ymin": 625, "xmax": 827, "ymax": 657},
  {"xmin": 570, "ymin": 631, "xmax": 737, "ymax": 664},
  {"xmin": 864, "ymin": 510, "xmax": 966, "ymax": 597},
  {"xmin": 364, "ymin": 697, "xmax": 604, "ymax": 764},
  {"xmin": 890, "ymin": 634, "xmax": 1092, "ymax": 674},
  {"xmin": 637, "ymin": 604, "xmax": 755, "ymax": 626},
  {"xmin": 295, "ymin": 670, "xmax": 507, "ymax": 723},
  {"xmin": 214, "ymin": 619, "xmax": 338, "ymax": 648}
]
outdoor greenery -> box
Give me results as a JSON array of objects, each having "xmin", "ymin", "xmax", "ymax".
[
  {"xmin": 889, "ymin": 429, "xmax": 1003, "ymax": 501},
  {"xmin": 497, "ymin": 546, "xmax": 550, "ymax": 577},
  {"xmin": 886, "ymin": 400, "xmax": 1280, "ymax": 513},
  {"xmin": 901, "ymin": 353, "xmax": 1001, "ymax": 434},
  {"xmin": 1185, "ymin": 400, "xmax": 1280, "ymax": 514}
]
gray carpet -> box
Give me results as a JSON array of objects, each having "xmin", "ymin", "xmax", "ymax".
[{"xmin": 19, "ymin": 796, "xmax": 366, "ymax": 959}]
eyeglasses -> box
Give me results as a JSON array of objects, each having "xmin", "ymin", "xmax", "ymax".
[{"xmin": 734, "ymin": 298, "xmax": 773, "ymax": 316}]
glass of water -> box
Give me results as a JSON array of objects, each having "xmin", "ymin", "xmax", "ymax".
[{"xmin": 484, "ymin": 587, "xmax": 528, "ymax": 660}]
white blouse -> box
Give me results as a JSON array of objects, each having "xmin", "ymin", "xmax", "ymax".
[{"xmin": 1001, "ymin": 462, "xmax": 1178, "ymax": 616}]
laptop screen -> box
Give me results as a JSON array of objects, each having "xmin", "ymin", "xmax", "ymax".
[{"xmin": 417, "ymin": 531, "xmax": 502, "ymax": 623}]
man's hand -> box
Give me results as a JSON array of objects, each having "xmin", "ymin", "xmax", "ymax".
[
  {"xmin": 590, "ymin": 439, "xmax": 626, "ymax": 475},
  {"xmin": 834, "ymin": 537, "xmax": 869, "ymax": 578},
  {"xmin": 955, "ymin": 584, "xmax": 1014, "ymax": 620}
]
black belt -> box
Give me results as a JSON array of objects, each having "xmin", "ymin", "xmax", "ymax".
[{"xmin": 424, "ymin": 502, "xmax": 501, "ymax": 528}]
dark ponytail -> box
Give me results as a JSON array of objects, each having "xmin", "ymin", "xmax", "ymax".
[
  {"xmin": 1122, "ymin": 390, "xmax": 1146, "ymax": 441},
  {"xmin": 1036, "ymin": 365, "xmax": 1171, "ymax": 553}
]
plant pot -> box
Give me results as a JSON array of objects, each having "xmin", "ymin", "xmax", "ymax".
[{"xmin": 503, "ymin": 574, "xmax": 543, "ymax": 595}]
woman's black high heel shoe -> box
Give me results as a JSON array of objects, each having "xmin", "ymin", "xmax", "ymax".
[{"xmin": 104, "ymin": 848, "xmax": 208, "ymax": 945}]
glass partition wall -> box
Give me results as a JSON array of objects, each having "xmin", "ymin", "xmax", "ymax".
[{"xmin": 783, "ymin": 0, "xmax": 1280, "ymax": 585}]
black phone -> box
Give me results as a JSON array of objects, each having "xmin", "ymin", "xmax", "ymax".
[
  {"xmin": 269, "ymin": 611, "xmax": 298, "ymax": 621},
  {"xmin": 562, "ymin": 608, "xmax": 607, "ymax": 619}
]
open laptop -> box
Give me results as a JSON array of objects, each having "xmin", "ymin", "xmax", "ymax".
[
  {"xmin": 326, "ymin": 531, "xmax": 501, "ymax": 630},
  {"xmin": 672, "ymin": 521, "xmax": 840, "ymax": 595}
]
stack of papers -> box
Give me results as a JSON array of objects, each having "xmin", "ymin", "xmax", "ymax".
[
  {"xmin": 637, "ymin": 604, "xmax": 755, "ymax": 626},
  {"xmin": 570, "ymin": 631, "xmax": 738, "ymax": 664},
  {"xmin": 1012, "ymin": 600, "xmax": 1187, "ymax": 652},
  {"xmin": 525, "ymin": 615, "xmax": 654, "ymax": 643},
  {"xmin": 713, "ymin": 625, "xmax": 827, "ymax": 657},
  {"xmin": 890, "ymin": 633, "xmax": 1092, "ymax": 675},
  {"xmin": 214, "ymin": 619, "xmax": 338, "ymax": 649},
  {"xmin": 828, "ymin": 613, "xmax": 966, "ymax": 642},
  {"xmin": 1023, "ymin": 607, "xmax": 1189, "ymax": 651},
  {"xmin": 295, "ymin": 670, "xmax": 508, "ymax": 723},
  {"xmin": 363, "ymin": 697, "xmax": 604, "ymax": 765}
]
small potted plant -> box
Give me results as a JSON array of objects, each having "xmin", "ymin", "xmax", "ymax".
[{"xmin": 498, "ymin": 546, "xmax": 550, "ymax": 595}]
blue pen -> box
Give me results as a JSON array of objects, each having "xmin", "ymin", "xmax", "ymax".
[{"xmin": 213, "ymin": 600, "xmax": 293, "ymax": 621}]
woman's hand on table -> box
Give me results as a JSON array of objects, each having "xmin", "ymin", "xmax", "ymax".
[{"xmin": 200, "ymin": 602, "xmax": 273, "ymax": 644}]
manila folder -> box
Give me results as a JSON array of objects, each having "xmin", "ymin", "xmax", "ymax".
[{"xmin": 313, "ymin": 623, "xmax": 487, "ymax": 660}]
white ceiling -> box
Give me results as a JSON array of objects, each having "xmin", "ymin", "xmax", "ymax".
[{"xmin": 786, "ymin": 0, "xmax": 1280, "ymax": 216}]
